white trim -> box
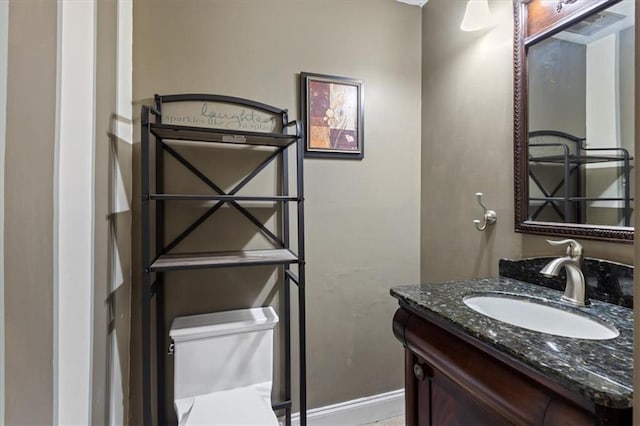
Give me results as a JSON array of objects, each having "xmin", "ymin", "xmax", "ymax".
[
  {"xmin": 109, "ymin": 2, "xmax": 133, "ymax": 423},
  {"xmin": 54, "ymin": 0, "xmax": 97, "ymax": 424},
  {"xmin": 116, "ymin": 0, "xmax": 133, "ymax": 147},
  {"xmin": 289, "ymin": 389, "xmax": 404, "ymax": 426},
  {"xmin": 52, "ymin": 1, "xmax": 61, "ymax": 420},
  {"xmin": 0, "ymin": 1, "xmax": 8, "ymax": 423}
]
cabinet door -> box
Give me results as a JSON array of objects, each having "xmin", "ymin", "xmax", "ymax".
[
  {"xmin": 430, "ymin": 369, "xmax": 509, "ymax": 426},
  {"xmin": 411, "ymin": 353, "xmax": 508, "ymax": 426}
]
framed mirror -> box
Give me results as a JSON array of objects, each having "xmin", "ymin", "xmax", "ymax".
[{"xmin": 514, "ymin": 0, "xmax": 634, "ymax": 242}]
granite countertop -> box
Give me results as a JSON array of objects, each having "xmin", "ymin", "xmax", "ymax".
[{"xmin": 391, "ymin": 277, "xmax": 633, "ymax": 409}]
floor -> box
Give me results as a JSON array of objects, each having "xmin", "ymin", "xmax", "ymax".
[{"xmin": 362, "ymin": 416, "xmax": 404, "ymax": 426}]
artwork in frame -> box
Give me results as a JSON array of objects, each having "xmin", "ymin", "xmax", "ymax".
[{"xmin": 300, "ymin": 72, "xmax": 364, "ymax": 159}]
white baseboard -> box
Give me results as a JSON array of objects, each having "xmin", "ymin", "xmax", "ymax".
[{"xmin": 288, "ymin": 389, "xmax": 404, "ymax": 426}]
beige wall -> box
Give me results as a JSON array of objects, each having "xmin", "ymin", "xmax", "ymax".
[
  {"xmin": 529, "ymin": 38, "xmax": 586, "ymax": 137},
  {"xmin": 421, "ymin": 0, "xmax": 521, "ymax": 282},
  {"xmin": 4, "ymin": 1, "xmax": 57, "ymax": 424},
  {"xmin": 420, "ymin": 0, "xmax": 633, "ymax": 288},
  {"xmin": 131, "ymin": 0, "xmax": 422, "ymax": 423}
]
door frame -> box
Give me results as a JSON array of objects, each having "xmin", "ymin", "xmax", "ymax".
[{"xmin": 53, "ymin": 1, "xmax": 96, "ymax": 423}]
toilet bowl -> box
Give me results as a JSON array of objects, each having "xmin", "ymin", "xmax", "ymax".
[
  {"xmin": 175, "ymin": 385, "xmax": 277, "ymax": 425},
  {"xmin": 170, "ymin": 307, "xmax": 279, "ymax": 425}
]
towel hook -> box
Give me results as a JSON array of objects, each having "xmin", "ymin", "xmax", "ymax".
[{"xmin": 473, "ymin": 192, "xmax": 497, "ymax": 231}]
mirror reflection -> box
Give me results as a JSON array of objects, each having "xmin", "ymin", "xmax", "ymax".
[{"xmin": 527, "ymin": 1, "xmax": 634, "ymax": 227}]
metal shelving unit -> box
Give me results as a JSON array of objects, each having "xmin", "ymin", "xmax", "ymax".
[
  {"xmin": 141, "ymin": 94, "xmax": 306, "ymax": 426},
  {"xmin": 528, "ymin": 130, "xmax": 633, "ymax": 225}
]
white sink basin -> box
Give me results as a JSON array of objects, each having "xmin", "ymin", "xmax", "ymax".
[{"xmin": 463, "ymin": 294, "xmax": 619, "ymax": 340}]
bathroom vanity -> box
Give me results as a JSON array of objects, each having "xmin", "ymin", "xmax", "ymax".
[{"xmin": 391, "ymin": 277, "xmax": 633, "ymax": 425}]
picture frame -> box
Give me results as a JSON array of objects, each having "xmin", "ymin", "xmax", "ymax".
[{"xmin": 300, "ymin": 72, "xmax": 364, "ymax": 159}]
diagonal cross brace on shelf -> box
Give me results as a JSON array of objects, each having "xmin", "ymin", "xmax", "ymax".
[
  {"xmin": 159, "ymin": 142, "xmax": 287, "ymax": 255},
  {"xmin": 529, "ymin": 141, "xmax": 574, "ymax": 222},
  {"xmin": 529, "ymin": 161, "xmax": 580, "ymax": 220}
]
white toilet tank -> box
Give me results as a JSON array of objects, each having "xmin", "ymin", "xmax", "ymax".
[
  {"xmin": 169, "ymin": 306, "xmax": 279, "ymax": 425},
  {"xmin": 169, "ymin": 306, "xmax": 278, "ymax": 426}
]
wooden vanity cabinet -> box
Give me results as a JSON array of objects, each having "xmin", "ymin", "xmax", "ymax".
[{"xmin": 393, "ymin": 306, "xmax": 631, "ymax": 425}]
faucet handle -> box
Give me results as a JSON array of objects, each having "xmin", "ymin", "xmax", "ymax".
[{"xmin": 546, "ymin": 239, "xmax": 583, "ymax": 258}]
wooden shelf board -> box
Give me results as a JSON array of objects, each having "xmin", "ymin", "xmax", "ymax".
[
  {"xmin": 149, "ymin": 194, "xmax": 298, "ymax": 202},
  {"xmin": 150, "ymin": 248, "xmax": 298, "ymax": 271},
  {"xmin": 529, "ymin": 154, "xmax": 630, "ymax": 164},
  {"xmin": 150, "ymin": 123, "xmax": 298, "ymax": 147}
]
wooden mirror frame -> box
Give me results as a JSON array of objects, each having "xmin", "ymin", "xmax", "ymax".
[{"xmin": 513, "ymin": 0, "xmax": 633, "ymax": 243}]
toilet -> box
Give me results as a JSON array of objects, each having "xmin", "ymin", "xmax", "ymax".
[{"xmin": 169, "ymin": 306, "xmax": 280, "ymax": 425}]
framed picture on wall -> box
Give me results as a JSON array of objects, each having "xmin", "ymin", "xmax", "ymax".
[{"xmin": 300, "ymin": 72, "xmax": 364, "ymax": 159}]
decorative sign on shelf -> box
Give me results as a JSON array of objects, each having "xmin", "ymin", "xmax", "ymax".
[{"xmin": 161, "ymin": 101, "xmax": 278, "ymax": 133}]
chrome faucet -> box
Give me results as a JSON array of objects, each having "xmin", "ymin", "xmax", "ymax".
[{"xmin": 540, "ymin": 239, "xmax": 589, "ymax": 307}]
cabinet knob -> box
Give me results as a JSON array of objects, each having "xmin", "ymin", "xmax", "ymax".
[{"xmin": 413, "ymin": 363, "xmax": 425, "ymax": 381}]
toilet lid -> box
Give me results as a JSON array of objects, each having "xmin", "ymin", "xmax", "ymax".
[{"xmin": 177, "ymin": 386, "xmax": 279, "ymax": 426}]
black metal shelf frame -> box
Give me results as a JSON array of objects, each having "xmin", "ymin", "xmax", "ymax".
[
  {"xmin": 528, "ymin": 130, "xmax": 633, "ymax": 226},
  {"xmin": 141, "ymin": 94, "xmax": 307, "ymax": 426}
]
